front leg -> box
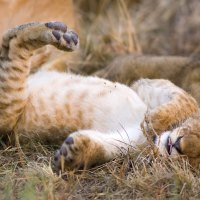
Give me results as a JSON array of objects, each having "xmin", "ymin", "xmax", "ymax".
[
  {"xmin": 54, "ymin": 132, "xmax": 107, "ymax": 171},
  {"xmin": 132, "ymin": 79, "xmax": 199, "ymax": 135},
  {"xmin": 0, "ymin": 21, "xmax": 79, "ymax": 133},
  {"xmin": 1, "ymin": 21, "xmax": 78, "ymax": 59},
  {"xmin": 53, "ymin": 128, "xmax": 142, "ymax": 171},
  {"xmin": 54, "ymin": 130, "xmax": 116, "ymax": 171},
  {"xmin": 145, "ymin": 92, "xmax": 198, "ymax": 135}
]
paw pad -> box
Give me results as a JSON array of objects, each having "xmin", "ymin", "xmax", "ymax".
[
  {"xmin": 63, "ymin": 33, "xmax": 71, "ymax": 43},
  {"xmin": 53, "ymin": 136, "xmax": 80, "ymax": 171},
  {"xmin": 52, "ymin": 30, "xmax": 61, "ymax": 40},
  {"xmin": 70, "ymin": 32, "xmax": 78, "ymax": 45},
  {"xmin": 45, "ymin": 21, "xmax": 79, "ymax": 48},
  {"xmin": 63, "ymin": 32, "xmax": 78, "ymax": 45},
  {"xmin": 60, "ymin": 146, "xmax": 68, "ymax": 156},
  {"xmin": 45, "ymin": 22, "xmax": 67, "ymax": 32}
]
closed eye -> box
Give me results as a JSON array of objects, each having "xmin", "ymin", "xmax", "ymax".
[{"xmin": 172, "ymin": 136, "xmax": 183, "ymax": 154}]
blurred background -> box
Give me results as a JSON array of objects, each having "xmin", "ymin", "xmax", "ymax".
[
  {"xmin": 76, "ymin": 0, "xmax": 200, "ymax": 72},
  {"xmin": 0, "ymin": 0, "xmax": 199, "ymax": 92},
  {"xmin": 1, "ymin": 0, "xmax": 199, "ymax": 66}
]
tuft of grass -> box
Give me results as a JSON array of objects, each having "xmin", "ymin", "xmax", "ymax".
[{"xmin": 1, "ymin": 144, "xmax": 200, "ymax": 199}]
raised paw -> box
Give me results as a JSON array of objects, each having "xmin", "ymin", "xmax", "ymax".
[
  {"xmin": 45, "ymin": 22, "xmax": 79, "ymax": 49},
  {"xmin": 1, "ymin": 21, "xmax": 79, "ymax": 58},
  {"xmin": 53, "ymin": 132, "xmax": 107, "ymax": 172}
]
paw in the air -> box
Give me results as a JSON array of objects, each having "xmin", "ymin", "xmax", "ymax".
[
  {"xmin": 53, "ymin": 133, "xmax": 106, "ymax": 172},
  {"xmin": 45, "ymin": 22, "xmax": 79, "ymax": 50},
  {"xmin": 1, "ymin": 21, "xmax": 79, "ymax": 58}
]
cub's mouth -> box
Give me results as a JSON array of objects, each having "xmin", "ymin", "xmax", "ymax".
[
  {"xmin": 154, "ymin": 131, "xmax": 183, "ymax": 156},
  {"xmin": 165, "ymin": 136, "xmax": 173, "ymax": 155}
]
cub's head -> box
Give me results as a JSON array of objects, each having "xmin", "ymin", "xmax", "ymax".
[{"xmin": 154, "ymin": 116, "xmax": 200, "ymax": 167}]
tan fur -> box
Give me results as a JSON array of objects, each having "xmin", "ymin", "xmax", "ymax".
[
  {"xmin": 132, "ymin": 79, "xmax": 198, "ymax": 135},
  {"xmin": 0, "ymin": 22, "xmax": 78, "ymax": 138},
  {"xmin": 147, "ymin": 94, "xmax": 197, "ymax": 134},
  {"xmin": 57, "ymin": 133, "xmax": 107, "ymax": 170},
  {"xmin": 154, "ymin": 111, "xmax": 200, "ymax": 169},
  {"xmin": 1, "ymin": 22, "xmax": 200, "ymax": 171},
  {"xmin": 133, "ymin": 80, "xmax": 200, "ymax": 169},
  {"xmin": 0, "ymin": 0, "xmax": 77, "ymax": 72},
  {"xmin": 171, "ymin": 114, "xmax": 200, "ymax": 157}
]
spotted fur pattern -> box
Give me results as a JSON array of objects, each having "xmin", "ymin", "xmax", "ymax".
[{"xmin": 0, "ymin": 22, "xmax": 199, "ymax": 171}]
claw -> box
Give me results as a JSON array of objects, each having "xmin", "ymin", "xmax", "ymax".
[
  {"xmin": 65, "ymin": 137, "xmax": 74, "ymax": 145},
  {"xmin": 60, "ymin": 146, "xmax": 68, "ymax": 156}
]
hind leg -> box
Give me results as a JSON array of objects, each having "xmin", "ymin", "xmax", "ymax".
[{"xmin": 53, "ymin": 129, "xmax": 137, "ymax": 171}]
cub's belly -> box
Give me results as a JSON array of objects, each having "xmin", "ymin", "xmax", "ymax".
[{"xmin": 16, "ymin": 72, "xmax": 147, "ymax": 142}]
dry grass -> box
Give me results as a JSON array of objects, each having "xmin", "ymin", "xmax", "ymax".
[
  {"xmin": 1, "ymin": 0, "xmax": 200, "ymax": 199},
  {"xmin": 71, "ymin": 0, "xmax": 200, "ymax": 75},
  {"xmin": 1, "ymin": 144, "xmax": 200, "ymax": 199},
  {"xmin": 132, "ymin": 0, "xmax": 200, "ymax": 56}
]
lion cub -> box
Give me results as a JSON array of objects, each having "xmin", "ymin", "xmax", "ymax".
[{"xmin": 0, "ymin": 22, "xmax": 199, "ymax": 171}]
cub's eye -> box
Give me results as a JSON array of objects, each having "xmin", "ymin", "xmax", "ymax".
[{"xmin": 172, "ymin": 136, "xmax": 183, "ymax": 154}]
